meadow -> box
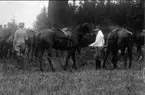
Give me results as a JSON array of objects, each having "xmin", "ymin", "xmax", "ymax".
[{"xmin": 0, "ymin": 53, "xmax": 144, "ymax": 95}]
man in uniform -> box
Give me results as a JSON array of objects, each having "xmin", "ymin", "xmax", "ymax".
[{"xmin": 13, "ymin": 22, "xmax": 28, "ymax": 69}]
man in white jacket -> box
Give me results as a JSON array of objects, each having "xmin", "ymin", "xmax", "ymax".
[{"xmin": 89, "ymin": 26, "xmax": 105, "ymax": 69}]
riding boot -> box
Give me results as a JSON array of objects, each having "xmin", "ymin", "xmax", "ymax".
[
  {"xmin": 129, "ymin": 63, "xmax": 132, "ymax": 69},
  {"xmin": 16, "ymin": 56, "xmax": 21, "ymax": 69},
  {"xmin": 72, "ymin": 61, "xmax": 77, "ymax": 71},
  {"xmin": 64, "ymin": 58, "xmax": 69, "ymax": 71},
  {"xmin": 102, "ymin": 63, "xmax": 106, "ymax": 69},
  {"xmin": 96, "ymin": 59, "xmax": 101, "ymax": 70}
]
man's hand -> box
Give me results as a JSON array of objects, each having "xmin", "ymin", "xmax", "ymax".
[{"xmin": 90, "ymin": 46, "xmax": 95, "ymax": 49}]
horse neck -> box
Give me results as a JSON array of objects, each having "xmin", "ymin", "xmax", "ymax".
[{"xmin": 77, "ymin": 32, "xmax": 87, "ymax": 41}]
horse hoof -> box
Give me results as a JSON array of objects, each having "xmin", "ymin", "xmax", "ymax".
[
  {"xmin": 40, "ymin": 69, "xmax": 43, "ymax": 72},
  {"xmin": 96, "ymin": 67, "xmax": 99, "ymax": 70},
  {"xmin": 74, "ymin": 67, "xmax": 77, "ymax": 70},
  {"xmin": 52, "ymin": 69, "xmax": 55, "ymax": 72},
  {"xmin": 73, "ymin": 66, "xmax": 77, "ymax": 71},
  {"xmin": 102, "ymin": 66, "xmax": 105, "ymax": 69},
  {"xmin": 63, "ymin": 68, "xmax": 67, "ymax": 71}
]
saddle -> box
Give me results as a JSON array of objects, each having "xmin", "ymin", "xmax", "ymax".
[
  {"xmin": 53, "ymin": 27, "xmax": 73, "ymax": 47},
  {"xmin": 61, "ymin": 27, "xmax": 72, "ymax": 39},
  {"xmin": 54, "ymin": 27, "xmax": 72, "ymax": 40}
]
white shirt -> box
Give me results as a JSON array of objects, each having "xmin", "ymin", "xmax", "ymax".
[{"xmin": 89, "ymin": 30, "xmax": 105, "ymax": 47}]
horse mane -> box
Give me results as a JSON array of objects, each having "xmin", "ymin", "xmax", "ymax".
[{"xmin": 76, "ymin": 23, "xmax": 92, "ymax": 34}]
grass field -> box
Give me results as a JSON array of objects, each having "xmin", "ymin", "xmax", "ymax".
[
  {"xmin": 0, "ymin": 57, "xmax": 144, "ymax": 95},
  {"xmin": 0, "ymin": 46, "xmax": 144, "ymax": 95}
]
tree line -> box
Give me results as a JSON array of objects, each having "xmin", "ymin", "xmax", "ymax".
[{"xmin": 34, "ymin": 0, "xmax": 144, "ymax": 33}]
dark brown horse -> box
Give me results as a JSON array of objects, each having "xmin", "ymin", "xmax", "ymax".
[
  {"xmin": 0, "ymin": 28, "xmax": 12, "ymax": 58},
  {"xmin": 25, "ymin": 29, "xmax": 36, "ymax": 62},
  {"xmin": 34, "ymin": 23, "xmax": 98, "ymax": 72},
  {"xmin": 134, "ymin": 30, "xmax": 145, "ymax": 60},
  {"xmin": 2, "ymin": 36, "xmax": 14, "ymax": 58},
  {"xmin": 103, "ymin": 27, "xmax": 133, "ymax": 69}
]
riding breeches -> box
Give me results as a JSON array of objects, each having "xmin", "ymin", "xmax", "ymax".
[
  {"xmin": 14, "ymin": 43, "xmax": 26, "ymax": 57},
  {"xmin": 93, "ymin": 47, "xmax": 103, "ymax": 59}
]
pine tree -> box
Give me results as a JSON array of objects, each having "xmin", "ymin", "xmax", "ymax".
[
  {"xmin": 34, "ymin": 6, "xmax": 49, "ymax": 31},
  {"xmin": 48, "ymin": 0, "xmax": 68, "ymax": 27}
]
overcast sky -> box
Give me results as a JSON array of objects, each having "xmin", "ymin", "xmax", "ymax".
[{"xmin": 0, "ymin": 1, "xmax": 48, "ymax": 28}]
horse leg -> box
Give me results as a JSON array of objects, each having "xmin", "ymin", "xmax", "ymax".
[
  {"xmin": 36, "ymin": 41, "xmax": 45, "ymax": 72},
  {"xmin": 137, "ymin": 45, "xmax": 142, "ymax": 59},
  {"xmin": 102, "ymin": 48, "xmax": 110, "ymax": 69},
  {"xmin": 47, "ymin": 51, "xmax": 55, "ymax": 72},
  {"xmin": 128, "ymin": 46, "xmax": 132, "ymax": 69},
  {"xmin": 71, "ymin": 50, "xmax": 77, "ymax": 70},
  {"xmin": 121, "ymin": 48, "xmax": 127, "ymax": 69},
  {"xmin": 38, "ymin": 50, "xmax": 44, "ymax": 72},
  {"xmin": 64, "ymin": 50, "xmax": 72, "ymax": 71},
  {"xmin": 0, "ymin": 48, "xmax": 3, "ymax": 58},
  {"xmin": 31, "ymin": 46, "xmax": 35, "ymax": 62},
  {"xmin": 64, "ymin": 56, "xmax": 71, "ymax": 71},
  {"xmin": 30, "ymin": 46, "xmax": 33, "ymax": 62},
  {"xmin": 26, "ymin": 47, "xmax": 30, "ymax": 62},
  {"xmin": 56, "ymin": 50, "xmax": 60, "ymax": 57},
  {"xmin": 112, "ymin": 50, "xmax": 118, "ymax": 69},
  {"xmin": 9, "ymin": 48, "xmax": 12, "ymax": 57},
  {"xmin": 33, "ymin": 47, "xmax": 36, "ymax": 61}
]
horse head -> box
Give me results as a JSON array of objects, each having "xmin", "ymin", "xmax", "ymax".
[
  {"xmin": 132, "ymin": 31, "xmax": 144, "ymax": 46},
  {"xmin": 76, "ymin": 23, "xmax": 93, "ymax": 40},
  {"xmin": 132, "ymin": 30, "xmax": 145, "ymax": 57}
]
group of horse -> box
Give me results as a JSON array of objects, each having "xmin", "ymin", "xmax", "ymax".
[{"xmin": 0, "ymin": 23, "xmax": 145, "ymax": 72}]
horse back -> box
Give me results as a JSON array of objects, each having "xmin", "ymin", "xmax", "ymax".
[
  {"xmin": 37, "ymin": 29, "xmax": 55, "ymax": 47},
  {"xmin": 26, "ymin": 30, "xmax": 36, "ymax": 47},
  {"xmin": 107, "ymin": 28, "xmax": 121, "ymax": 40},
  {"xmin": 106, "ymin": 28, "xmax": 132, "ymax": 48},
  {"xmin": 53, "ymin": 27, "xmax": 73, "ymax": 40}
]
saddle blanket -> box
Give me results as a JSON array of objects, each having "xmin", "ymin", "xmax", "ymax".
[
  {"xmin": 61, "ymin": 27, "xmax": 72, "ymax": 38},
  {"xmin": 89, "ymin": 30, "xmax": 105, "ymax": 47}
]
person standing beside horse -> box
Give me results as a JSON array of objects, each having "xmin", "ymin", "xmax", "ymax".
[
  {"xmin": 137, "ymin": 29, "xmax": 145, "ymax": 61},
  {"xmin": 103, "ymin": 27, "xmax": 133, "ymax": 69},
  {"xmin": 89, "ymin": 26, "xmax": 105, "ymax": 69},
  {"xmin": 13, "ymin": 22, "xmax": 28, "ymax": 69}
]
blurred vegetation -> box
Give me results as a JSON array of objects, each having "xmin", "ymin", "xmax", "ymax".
[
  {"xmin": 0, "ymin": 18, "xmax": 18, "ymax": 40},
  {"xmin": 34, "ymin": 0, "xmax": 144, "ymax": 33},
  {"xmin": 34, "ymin": 7, "xmax": 49, "ymax": 32}
]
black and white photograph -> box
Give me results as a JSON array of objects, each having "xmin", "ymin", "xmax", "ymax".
[{"xmin": 0, "ymin": 0, "xmax": 144, "ymax": 94}]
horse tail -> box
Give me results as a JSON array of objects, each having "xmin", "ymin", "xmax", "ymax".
[{"xmin": 127, "ymin": 31, "xmax": 133, "ymax": 42}]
